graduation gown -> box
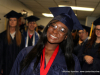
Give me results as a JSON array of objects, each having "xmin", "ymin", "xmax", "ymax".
[
  {"xmin": 73, "ymin": 39, "xmax": 88, "ymax": 56},
  {"xmin": 10, "ymin": 46, "xmax": 82, "ymax": 75},
  {"xmin": 78, "ymin": 42, "xmax": 100, "ymax": 75},
  {"xmin": 23, "ymin": 31, "xmax": 39, "ymax": 47},
  {"xmin": 0, "ymin": 38, "xmax": 3, "ymax": 74},
  {"xmin": 0, "ymin": 30, "xmax": 25, "ymax": 75}
]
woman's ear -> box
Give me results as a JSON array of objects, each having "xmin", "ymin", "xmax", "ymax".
[{"xmin": 65, "ymin": 35, "xmax": 67, "ymax": 40}]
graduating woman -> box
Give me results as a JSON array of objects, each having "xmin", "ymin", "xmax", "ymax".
[
  {"xmin": 0, "ymin": 10, "xmax": 25, "ymax": 75},
  {"xmin": 10, "ymin": 7, "xmax": 82, "ymax": 75},
  {"xmin": 78, "ymin": 17, "xmax": 100, "ymax": 75}
]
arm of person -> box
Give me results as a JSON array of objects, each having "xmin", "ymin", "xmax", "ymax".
[
  {"xmin": 77, "ymin": 40, "xmax": 89, "ymax": 61},
  {"xmin": 84, "ymin": 55, "xmax": 100, "ymax": 70},
  {"xmin": 92, "ymin": 56, "xmax": 100, "ymax": 70},
  {"xmin": 77, "ymin": 45, "xmax": 86, "ymax": 63},
  {"xmin": 84, "ymin": 55, "xmax": 93, "ymax": 64}
]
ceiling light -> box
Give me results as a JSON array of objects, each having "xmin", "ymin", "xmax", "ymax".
[
  {"xmin": 59, "ymin": 5, "xmax": 94, "ymax": 11},
  {"xmin": 42, "ymin": 13, "xmax": 54, "ymax": 17},
  {"xmin": 42, "ymin": 13, "xmax": 77, "ymax": 17}
]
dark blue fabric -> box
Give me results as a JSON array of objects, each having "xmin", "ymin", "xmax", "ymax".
[
  {"xmin": 53, "ymin": 13, "xmax": 73, "ymax": 31},
  {"xmin": 49, "ymin": 7, "xmax": 83, "ymax": 31},
  {"xmin": 23, "ymin": 31, "xmax": 39, "ymax": 47},
  {"xmin": 81, "ymin": 25, "xmax": 91, "ymax": 34},
  {"xmin": 93, "ymin": 17, "xmax": 100, "ymax": 26},
  {"xmin": 10, "ymin": 46, "xmax": 82, "ymax": 75},
  {"xmin": 0, "ymin": 30, "xmax": 25, "ymax": 75},
  {"xmin": 78, "ymin": 42, "xmax": 100, "ymax": 75},
  {"xmin": 4, "ymin": 10, "xmax": 19, "ymax": 19},
  {"xmin": 25, "ymin": 16, "xmax": 40, "ymax": 22}
]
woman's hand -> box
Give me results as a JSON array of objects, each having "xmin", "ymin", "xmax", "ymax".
[{"xmin": 84, "ymin": 55, "xmax": 94, "ymax": 64}]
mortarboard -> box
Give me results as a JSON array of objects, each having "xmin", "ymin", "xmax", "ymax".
[
  {"xmin": 38, "ymin": 25, "xmax": 44, "ymax": 29},
  {"xmin": 49, "ymin": 7, "xmax": 83, "ymax": 31},
  {"xmin": 89, "ymin": 17, "xmax": 100, "ymax": 37},
  {"xmin": 4, "ymin": 10, "xmax": 19, "ymax": 19},
  {"xmin": 81, "ymin": 25, "xmax": 91, "ymax": 34},
  {"xmin": 93, "ymin": 17, "xmax": 100, "ymax": 26},
  {"xmin": 25, "ymin": 16, "xmax": 40, "ymax": 22}
]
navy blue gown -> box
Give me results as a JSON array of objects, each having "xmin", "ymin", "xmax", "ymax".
[
  {"xmin": 0, "ymin": 30, "xmax": 25, "ymax": 75},
  {"xmin": 78, "ymin": 42, "xmax": 100, "ymax": 75},
  {"xmin": 10, "ymin": 46, "xmax": 82, "ymax": 75}
]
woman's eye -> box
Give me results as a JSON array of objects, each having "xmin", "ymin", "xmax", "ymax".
[
  {"xmin": 53, "ymin": 25, "xmax": 57, "ymax": 29},
  {"xmin": 50, "ymin": 25, "xmax": 57, "ymax": 29},
  {"xmin": 60, "ymin": 28, "xmax": 65, "ymax": 32}
]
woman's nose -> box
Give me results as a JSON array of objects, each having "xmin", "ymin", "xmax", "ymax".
[{"xmin": 53, "ymin": 28, "xmax": 58, "ymax": 33}]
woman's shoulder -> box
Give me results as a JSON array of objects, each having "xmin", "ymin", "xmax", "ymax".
[
  {"xmin": 18, "ymin": 46, "xmax": 34, "ymax": 58},
  {"xmin": 0, "ymin": 30, "xmax": 7, "ymax": 36},
  {"xmin": 0, "ymin": 30, "xmax": 7, "ymax": 40},
  {"xmin": 35, "ymin": 31, "xmax": 39, "ymax": 37}
]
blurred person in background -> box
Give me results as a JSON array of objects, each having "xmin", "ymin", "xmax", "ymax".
[
  {"xmin": 0, "ymin": 10, "xmax": 25, "ymax": 75},
  {"xmin": 78, "ymin": 17, "xmax": 100, "ymax": 75},
  {"xmin": 23, "ymin": 16, "xmax": 39, "ymax": 47},
  {"xmin": 73, "ymin": 25, "xmax": 90, "ymax": 56}
]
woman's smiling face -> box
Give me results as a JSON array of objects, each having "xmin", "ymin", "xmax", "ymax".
[{"xmin": 47, "ymin": 21, "xmax": 68, "ymax": 44}]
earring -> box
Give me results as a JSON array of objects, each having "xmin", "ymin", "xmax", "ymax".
[
  {"xmin": 48, "ymin": 25, "xmax": 49, "ymax": 27},
  {"xmin": 65, "ymin": 38, "xmax": 67, "ymax": 40}
]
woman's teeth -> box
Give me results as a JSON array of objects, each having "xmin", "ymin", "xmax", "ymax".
[{"xmin": 50, "ymin": 35, "xmax": 57, "ymax": 38}]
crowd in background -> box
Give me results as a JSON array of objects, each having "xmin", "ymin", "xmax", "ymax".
[{"xmin": 0, "ymin": 7, "xmax": 100, "ymax": 75}]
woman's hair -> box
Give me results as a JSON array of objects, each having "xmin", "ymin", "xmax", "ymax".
[
  {"xmin": 84, "ymin": 28, "xmax": 100, "ymax": 54},
  {"xmin": 19, "ymin": 19, "xmax": 75, "ymax": 75},
  {"xmin": 7, "ymin": 19, "xmax": 22, "ymax": 46}
]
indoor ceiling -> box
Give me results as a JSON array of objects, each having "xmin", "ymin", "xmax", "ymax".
[{"xmin": 18, "ymin": 0, "xmax": 100, "ymax": 20}]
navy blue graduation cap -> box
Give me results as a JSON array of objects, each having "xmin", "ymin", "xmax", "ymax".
[
  {"xmin": 4, "ymin": 10, "xmax": 19, "ymax": 19},
  {"xmin": 93, "ymin": 17, "xmax": 100, "ymax": 26},
  {"xmin": 81, "ymin": 25, "xmax": 91, "ymax": 34},
  {"xmin": 25, "ymin": 16, "xmax": 40, "ymax": 22},
  {"xmin": 49, "ymin": 7, "xmax": 83, "ymax": 31},
  {"xmin": 38, "ymin": 25, "xmax": 44, "ymax": 29}
]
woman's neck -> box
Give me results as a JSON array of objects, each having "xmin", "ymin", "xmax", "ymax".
[
  {"xmin": 28, "ymin": 29, "xmax": 34, "ymax": 34},
  {"xmin": 10, "ymin": 27, "xmax": 16, "ymax": 34},
  {"xmin": 45, "ymin": 42, "xmax": 59, "ymax": 54},
  {"xmin": 96, "ymin": 37, "xmax": 100, "ymax": 43}
]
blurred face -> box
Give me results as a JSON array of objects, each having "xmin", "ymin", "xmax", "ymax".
[
  {"xmin": 9, "ymin": 18, "xmax": 17, "ymax": 27},
  {"xmin": 78, "ymin": 29, "xmax": 88, "ymax": 41},
  {"xmin": 95, "ymin": 25, "xmax": 100, "ymax": 38},
  {"xmin": 47, "ymin": 21, "xmax": 68, "ymax": 44},
  {"xmin": 71, "ymin": 32, "xmax": 76, "ymax": 39},
  {"xmin": 27, "ymin": 21, "xmax": 37, "ymax": 31}
]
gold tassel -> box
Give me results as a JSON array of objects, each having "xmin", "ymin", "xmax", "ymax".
[{"xmin": 89, "ymin": 22, "xmax": 94, "ymax": 37}]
